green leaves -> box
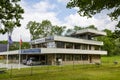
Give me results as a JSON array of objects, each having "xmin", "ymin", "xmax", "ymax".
[
  {"xmin": 26, "ymin": 20, "xmax": 66, "ymax": 40},
  {"xmin": 67, "ymin": 0, "xmax": 120, "ymax": 25},
  {"xmin": 0, "ymin": 0, "xmax": 24, "ymax": 35}
]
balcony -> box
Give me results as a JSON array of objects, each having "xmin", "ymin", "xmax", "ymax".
[
  {"xmin": 41, "ymin": 48, "xmax": 107, "ymax": 55},
  {"xmin": 54, "ymin": 36, "xmax": 103, "ymax": 46}
]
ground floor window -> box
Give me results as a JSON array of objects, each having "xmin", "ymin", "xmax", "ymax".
[
  {"xmin": 74, "ymin": 54, "xmax": 81, "ymax": 60},
  {"xmin": 66, "ymin": 54, "xmax": 73, "ymax": 61},
  {"xmin": 82, "ymin": 54, "xmax": 88, "ymax": 60}
]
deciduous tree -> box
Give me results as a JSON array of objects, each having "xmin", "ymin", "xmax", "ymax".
[{"xmin": 0, "ymin": 0, "xmax": 24, "ymax": 35}]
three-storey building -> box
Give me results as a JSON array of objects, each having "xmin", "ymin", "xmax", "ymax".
[{"xmin": 0, "ymin": 29, "xmax": 107, "ymax": 65}]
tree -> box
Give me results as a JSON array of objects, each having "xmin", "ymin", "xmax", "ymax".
[
  {"xmin": 0, "ymin": 41, "xmax": 30, "ymax": 51},
  {"xmin": 0, "ymin": 0, "xmax": 24, "ymax": 35},
  {"xmin": 51, "ymin": 25, "xmax": 66, "ymax": 36},
  {"xmin": 65, "ymin": 25, "xmax": 97, "ymax": 36},
  {"xmin": 27, "ymin": 20, "xmax": 66, "ymax": 40},
  {"xmin": 85, "ymin": 25, "xmax": 97, "ymax": 30},
  {"xmin": 97, "ymin": 29, "xmax": 116, "ymax": 56},
  {"xmin": 26, "ymin": 21, "xmax": 41, "ymax": 40},
  {"xmin": 67, "ymin": 0, "xmax": 120, "ymax": 30},
  {"xmin": 67, "ymin": 0, "xmax": 119, "ymax": 20},
  {"xmin": 40, "ymin": 20, "xmax": 52, "ymax": 37}
]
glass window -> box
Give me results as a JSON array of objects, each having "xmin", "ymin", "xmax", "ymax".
[
  {"xmin": 47, "ymin": 42, "xmax": 56, "ymax": 48},
  {"xmin": 56, "ymin": 54, "xmax": 65, "ymax": 61},
  {"xmin": 75, "ymin": 43, "xmax": 81, "ymax": 49},
  {"xmin": 95, "ymin": 46, "xmax": 100, "ymax": 50},
  {"xmin": 41, "ymin": 43, "xmax": 47, "ymax": 48},
  {"xmin": 74, "ymin": 55, "xmax": 81, "ymax": 60},
  {"xmin": 66, "ymin": 54, "xmax": 73, "ymax": 61},
  {"xmin": 66, "ymin": 43, "xmax": 73, "ymax": 49},
  {"xmin": 82, "ymin": 44, "xmax": 88, "ymax": 50},
  {"xmin": 82, "ymin": 54, "xmax": 88, "ymax": 60},
  {"xmin": 89, "ymin": 45, "xmax": 91, "ymax": 50},
  {"xmin": 32, "ymin": 45, "xmax": 36, "ymax": 48},
  {"xmin": 56, "ymin": 41, "xmax": 65, "ymax": 48}
]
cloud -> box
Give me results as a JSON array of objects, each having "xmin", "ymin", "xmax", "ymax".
[
  {"xmin": 64, "ymin": 13, "xmax": 117, "ymax": 30},
  {"xmin": 57, "ymin": 0, "xmax": 69, "ymax": 4},
  {"xmin": 33, "ymin": 1, "xmax": 56, "ymax": 12}
]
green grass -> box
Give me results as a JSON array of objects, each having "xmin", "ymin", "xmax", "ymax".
[{"xmin": 1, "ymin": 56, "xmax": 120, "ymax": 80}]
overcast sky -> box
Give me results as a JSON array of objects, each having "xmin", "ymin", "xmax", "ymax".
[{"xmin": 0, "ymin": 0, "xmax": 118, "ymax": 42}]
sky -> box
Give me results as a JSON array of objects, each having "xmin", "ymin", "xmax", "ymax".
[{"xmin": 0, "ymin": 0, "xmax": 118, "ymax": 42}]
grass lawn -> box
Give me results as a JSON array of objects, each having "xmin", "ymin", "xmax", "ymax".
[{"xmin": 1, "ymin": 56, "xmax": 120, "ymax": 80}]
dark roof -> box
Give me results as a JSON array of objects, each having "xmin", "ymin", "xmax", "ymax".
[{"xmin": 0, "ymin": 44, "xmax": 7, "ymax": 52}]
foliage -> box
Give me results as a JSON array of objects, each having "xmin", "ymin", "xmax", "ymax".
[
  {"xmin": 67, "ymin": 0, "xmax": 120, "ymax": 22},
  {"xmin": 26, "ymin": 20, "xmax": 66, "ymax": 40},
  {"xmin": 65, "ymin": 25, "xmax": 97, "ymax": 36},
  {"xmin": 67, "ymin": 0, "xmax": 120, "ymax": 38},
  {"xmin": 0, "ymin": 0, "xmax": 24, "ymax": 35},
  {"xmin": 97, "ymin": 29, "xmax": 118, "ymax": 56},
  {"xmin": 85, "ymin": 25, "xmax": 97, "ymax": 30},
  {"xmin": 0, "ymin": 41, "xmax": 30, "ymax": 50}
]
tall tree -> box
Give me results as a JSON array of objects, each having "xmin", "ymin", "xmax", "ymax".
[
  {"xmin": 51, "ymin": 25, "xmax": 66, "ymax": 36},
  {"xmin": 97, "ymin": 29, "xmax": 116, "ymax": 56},
  {"xmin": 0, "ymin": 0, "xmax": 24, "ymax": 35},
  {"xmin": 40, "ymin": 20, "xmax": 52, "ymax": 37},
  {"xmin": 26, "ymin": 21, "xmax": 40, "ymax": 40},
  {"xmin": 27, "ymin": 20, "xmax": 66, "ymax": 40}
]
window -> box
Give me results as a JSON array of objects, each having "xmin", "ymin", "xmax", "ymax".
[
  {"xmin": 41, "ymin": 43, "xmax": 47, "ymax": 48},
  {"xmin": 66, "ymin": 43, "xmax": 73, "ymax": 49},
  {"xmin": 74, "ymin": 55, "xmax": 81, "ymax": 60},
  {"xmin": 47, "ymin": 42, "xmax": 56, "ymax": 48},
  {"xmin": 66, "ymin": 54, "xmax": 73, "ymax": 61},
  {"xmin": 56, "ymin": 41, "xmax": 65, "ymax": 48},
  {"xmin": 32, "ymin": 45, "xmax": 36, "ymax": 48},
  {"xmin": 81, "ymin": 44, "xmax": 88, "ymax": 50},
  {"xmin": 82, "ymin": 54, "xmax": 88, "ymax": 60},
  {"xmin": 75, "ymin": 43, "xmax": 81, "ymax": 49},
  {"xmin": 95, "ymin": 46, "xmax": 100, "ymax": 50},
  {"xmin": 89, "ymin": 45, "xmax": 91, "ymax": 50},
  {"xmin": 56, "ymin": 54, "xmax": 65, "ymax": 61}
]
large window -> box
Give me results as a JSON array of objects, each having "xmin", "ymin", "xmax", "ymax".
[
  {"xmin": 66, "ymin": 54, "xmax": 73, "ymax": 61},
  {"xmin": 81, "ymin": 44, "xmax": 88, "ymax": 50},
  {"xmin": 56, "ymin": 54, "xmax": 65, "ymax": 61},
  {"xmin": 41, "ymin": 43, "xmax": 47, "ymax": 48},
  {"xmin": 74, "ymin": 55, "xmax": 81, "ymax": 60},
  {"xmin": 32, "ymin": 45, "xmax": 36, "ymax": 48},
  {"xmin": 75, "ymin": 43, "xmax": 81, "ymax": 49},
  {"xmin": 47, "ymin": 42, "xmax": 56, "ymax": 48},
  {"xmin": 56, "ymin": 41, "xmax": 65, "ymax": 48},
  {"xmin": 82, "ymin": 54, "xmax": 88, "ymax": 60},
  {"xmin": 95, "ymin": 46, "xmax": 100, "ymax": 50},
  {"xmin": 66, "ymin": 42, "xmax": 73, "ymax": 49}
]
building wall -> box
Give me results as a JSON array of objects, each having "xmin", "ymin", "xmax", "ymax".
[
  {"xmin": 91, "ymin": 55, "xmax": 101, "ymax": 63},
  {"xmin": 46, "ymin": 54, "xmax": 101, "ymax": 65}
]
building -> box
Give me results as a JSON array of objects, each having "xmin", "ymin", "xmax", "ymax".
[{"xmin": 0, "ymin": 29, "xmax": 107, "ymax": 65}]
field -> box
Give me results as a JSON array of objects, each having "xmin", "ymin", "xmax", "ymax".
[{"xmin": 1, "ymin": 56, "xmax": 120, "ymax": 80}]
